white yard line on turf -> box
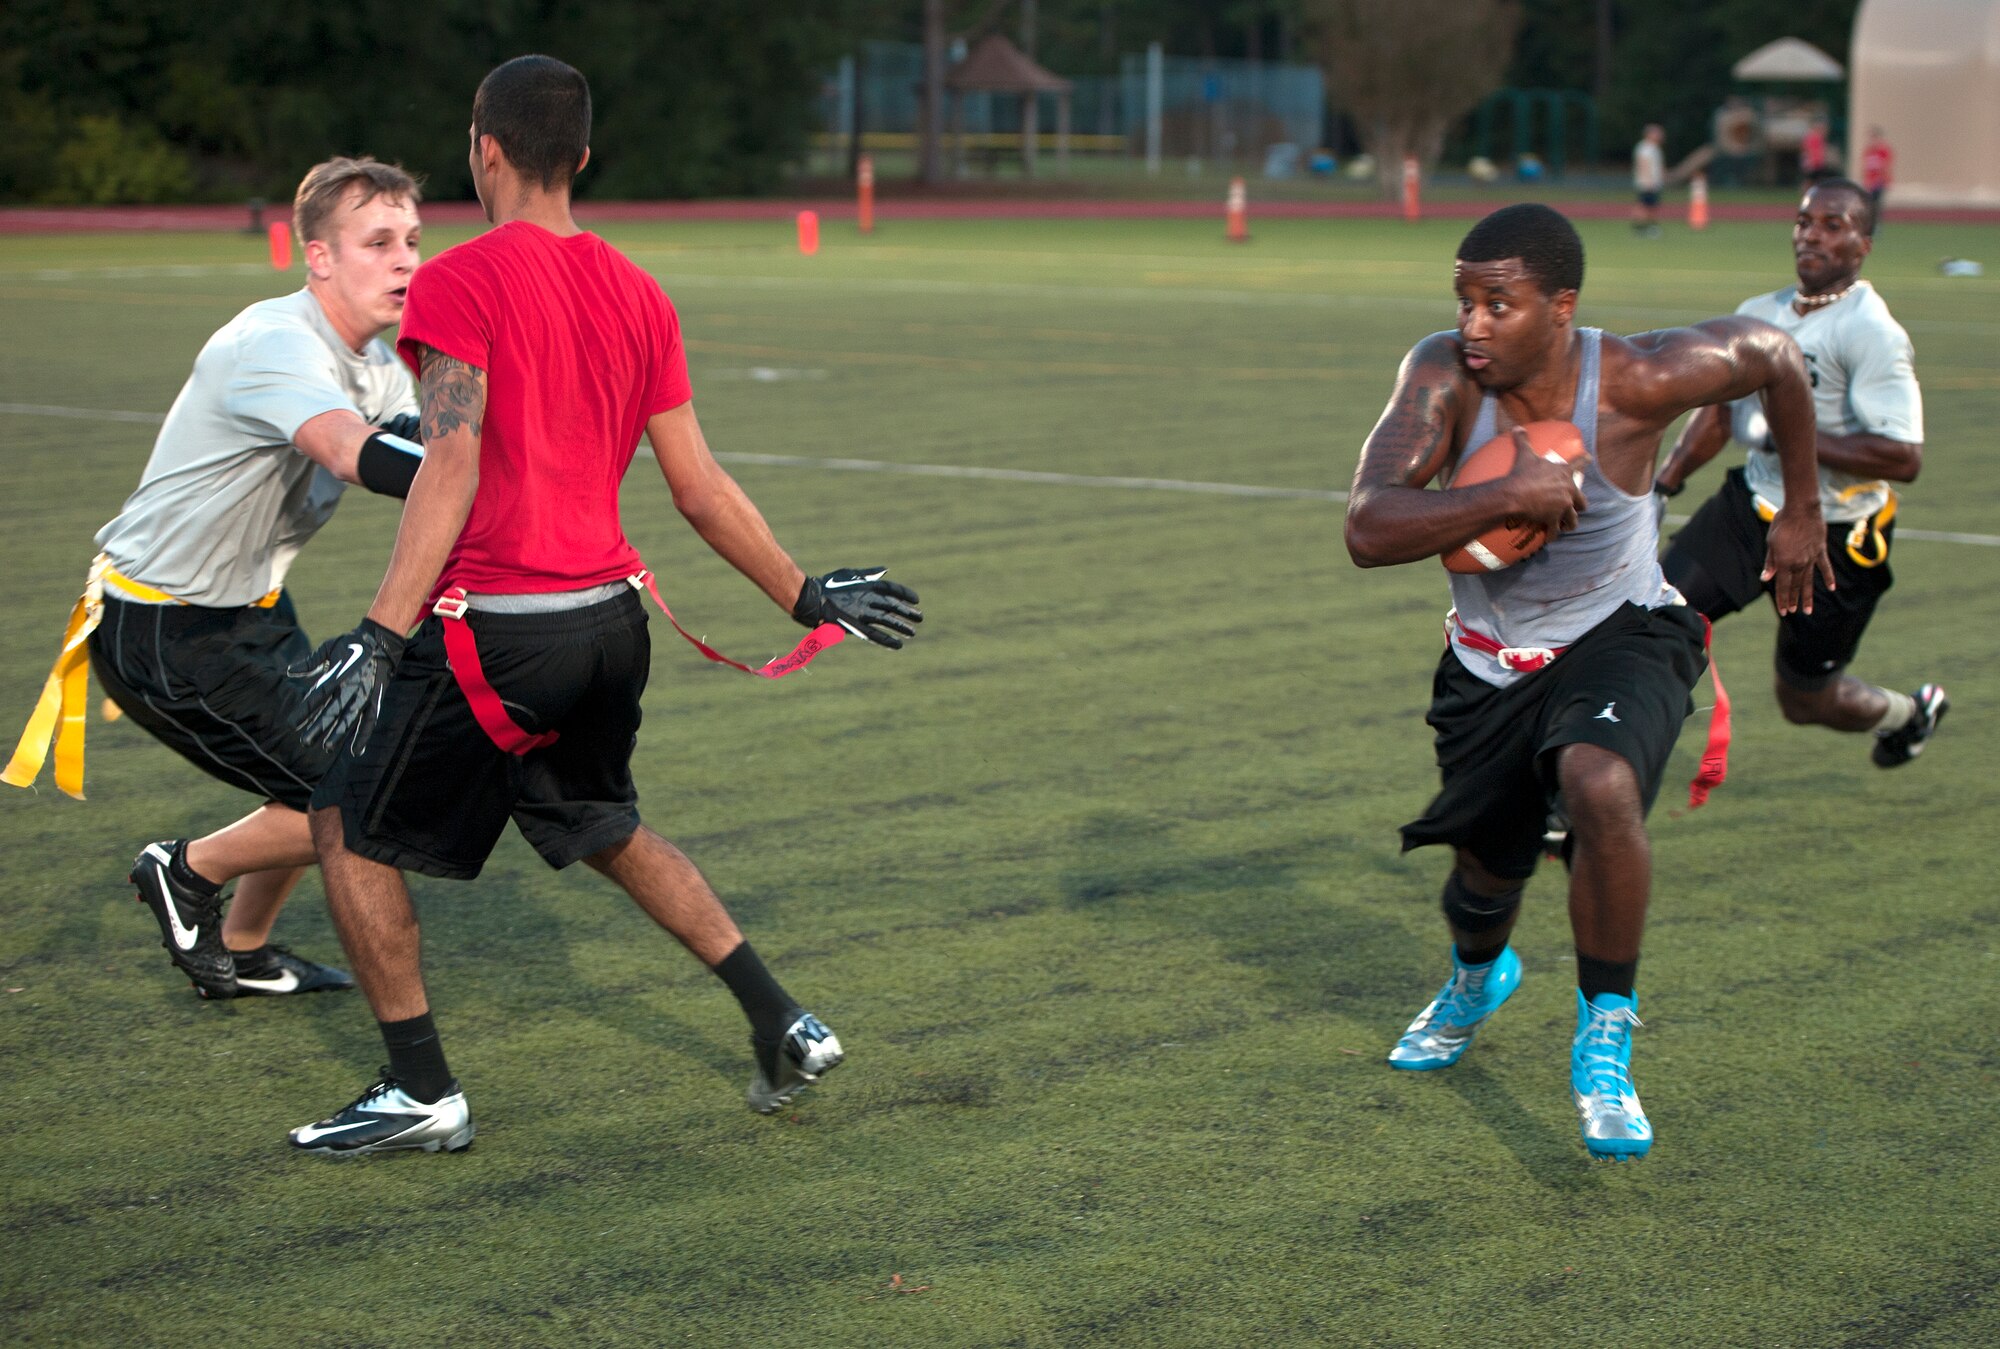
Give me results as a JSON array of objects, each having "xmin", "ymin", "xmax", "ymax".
[
  {"xmin": 6, "ymin": 401, "xmax": 1997, "ymax": 546},
  {"xmin": 11, "ymin": 263, "xmax": 1998, "ymax": 339}
]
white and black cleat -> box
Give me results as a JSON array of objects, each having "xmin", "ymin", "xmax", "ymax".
[
  {"xmin": 231, "ymin": 944, "xmax": 356, "ymax": 996},
  {"xmin": 747, "ymin": 1011, "xmax": 844, "ymax": 1115},
  {"xmin": 1873, "ymin": 683, "xmax": 1948, "ymax": 768},
  {"xmin": 130, "ymin": 841, "xmax": 234, "ymax": 999},
  {"xmin": 289, "ymin": 1072, "xmax": 474, "ymax": 1156}
]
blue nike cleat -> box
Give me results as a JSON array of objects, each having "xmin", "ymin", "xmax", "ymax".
[
  {"xmin": 1388, "ymin": 946, "xmax": 1522, "ymax": 1070},
  {"xmin": 1572, "ymin": 990, "xmax": 1652, "ymax": 1160}
]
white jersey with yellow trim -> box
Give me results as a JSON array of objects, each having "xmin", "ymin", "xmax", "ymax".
[
  {"xmin": 1730, "ymin": 280, "xmax": 1922, "ymax": 525},
  {"xmin": 93, "ymin": 288, "xmax": 416, "ymax": 608}
]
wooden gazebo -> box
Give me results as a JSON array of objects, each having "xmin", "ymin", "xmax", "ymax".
[{"xmin": 945, "ymin": 33, "xmax": 1073, "ymax": 176}]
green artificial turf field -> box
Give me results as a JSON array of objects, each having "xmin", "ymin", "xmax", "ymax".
[{"xmin": 3, "ymin": 214, "xmax": 1998, "ymax": 1346}]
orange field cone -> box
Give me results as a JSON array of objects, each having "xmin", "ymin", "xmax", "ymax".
[
  {"xmin": 1402, "ymin": 157, "xmax": 1421, "ymax": 223},
  {"xmin": 1226, "ymin": 177, "xmax": 1248, "ymax": 243},
  {"xmin": 797, "ymin": 209, "xmax": 820, "ymax": 256},
  {"xmin": 266, "ymin": 220, "xmax": 292, "ymax": 270},
  {"xmin": 1689, "ymin": 173, "xmax": 1710, "ymax": 231},
  {"xmin": 857, "ymin": 155, "xmax": 875, "ymax": 235}
]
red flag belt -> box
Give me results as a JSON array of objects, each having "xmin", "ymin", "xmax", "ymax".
[
  {"xmin": 1446, "ymin": 607, "xmax": 1730, "ymax": 808},
  {"xmin": 433, "ymin": 570, "xmax": 846, "ymax": 756}
]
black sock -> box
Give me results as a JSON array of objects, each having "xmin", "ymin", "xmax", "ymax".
[
  {"xmin": 1577, "ymin": 953, "xmax": 1639, "ymax": 1001},
  {"xmin": 712, "ymin": 942, "xmax": 798, "ymax": 1042},
  {"xmin": 168, "ymin": 840, "xmax": 223, "ymax": 897},
  {"xmin": 379, "ymin": 1012, "xmax": 454, "ymax": 1103},
  {"xmin": 1456, "ymin": 943, "xmax": 1503, "ymax": 967}
]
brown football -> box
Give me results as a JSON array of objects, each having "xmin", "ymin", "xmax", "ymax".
[{"xmin": 1441, "ymin": 420, "xmax": 1589, "ymax": 574}]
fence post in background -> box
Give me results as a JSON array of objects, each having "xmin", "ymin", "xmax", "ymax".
[
  {"xmin": 1689, "ymin": 173, "xmax": 1709, "ymax": 231},
  {"xmin": 1227, "ymin": 176, "xmax": 1249, "ymax": 243},
  {"xmin": 1145, "ymin": 42, "xmax": 1164, "ymax": 177},
  {"xmin": 1402, "ymin": 157, "xmax": 1420, "ymax": 223},
  {"xmin": 857, "ymin": 155, "xmax": 875, "ymax": 234}
]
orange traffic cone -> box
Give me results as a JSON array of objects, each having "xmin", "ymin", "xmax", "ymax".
[
  {"xmin": 1402, "ymin": 157, "xmax": 1420, "ymax": 223},
  {"xmin": 857, "ymin": 155, "xmax": 875, "ymax": 235},
  {"xmin": 267, "ymin": 220, "xmax": 292, "ymax": 270},
  {"xmin": 1689, "ymin": 173, "xmax": 1709, "ymax": 231},
  {"xmin": 797, "ymin": 210, "xmax": 820, "ymax": 256},
  {"xmin": 1226, "ymin": 177, "xmax": 1248, "ymax": 243}
]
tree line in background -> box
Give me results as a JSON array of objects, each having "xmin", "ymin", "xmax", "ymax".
[{"xmin": 1, "ymin": 0, "xmax": 1859, "ymax": 204}]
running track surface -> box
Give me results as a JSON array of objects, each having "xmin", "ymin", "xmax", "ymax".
[{"xmin": 7, "ymin": 197, "xmax": 2000, "ymax": 233}]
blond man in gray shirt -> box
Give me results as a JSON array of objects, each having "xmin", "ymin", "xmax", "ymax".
[{"xmin": 85, "ymin": 159, "xmax": 426, "ymax": 998}]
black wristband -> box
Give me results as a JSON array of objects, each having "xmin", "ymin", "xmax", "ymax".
[
  {"xmin": 357, "ymin": 431, "xmax": 423, "ymax": 498},
  {"xmin": 791, "ymin": 575, "xmax": 824, "ymax": 628},
  {"xmin": 1653, "ymin": 478, "xmax": 1684, "ymax": 498}
]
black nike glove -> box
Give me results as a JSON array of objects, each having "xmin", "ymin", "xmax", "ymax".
[
  {"xmin": 289, "ymin": 618, "xmax": 407, "ymax": 754},
  {"xmin": 379, "ymin": 412, "xmax": 422, "ymax": 442},
  {"xmin": 792, "ymin": 567, "xmax": 923, "ymax": 649}
]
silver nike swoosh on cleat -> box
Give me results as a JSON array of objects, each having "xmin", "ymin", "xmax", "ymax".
[{"xmin": 291, "ymin": 1119, "xmax": 374, "ymax": 1144}]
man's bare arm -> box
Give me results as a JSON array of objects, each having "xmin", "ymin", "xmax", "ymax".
[
  {"xmin": 645, "ymin": 401, "xmax": 805, "ymax": 610},
  {"xmin": 1655, "ymin": 404, "xmax": 1731, "ymax": 493},
  {"xmin": 1344, "ymin": 335, "xmax": 1582, "ymax": 567},
  {"xmin": 363, "ymin": 348, "xmax": 484, "ymax": 632},
  {"xmin": 292, "ymin": 409, "xmax": 375, "ymax": 483},
  {"xmin": 1817, "ymin": 429, "xmax": 1921, "ymax": 482},
  {"xmin": 1625, "ymin": 317, "xmax": 1830, "ymax": 611}
]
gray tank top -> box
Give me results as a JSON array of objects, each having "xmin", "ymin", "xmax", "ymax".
[{"xmin": 1445, "ymin": 328, "xmax": 1676, "ymax": 687}]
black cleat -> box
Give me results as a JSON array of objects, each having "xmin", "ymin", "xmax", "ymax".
[
  {"xmin": 130, "ymin": 841, "xmax": 234, "ymax": 999},
  {"xmin": 289, "ymin": 1071, "xmax": 474, "ymax": 1156},
  {"xmin": 1872, "ymin": 683, "xmax": 1948, "ymax": 768},
  {"xmin": 231, "ymin": 944, "xmax": 356, "ymax": 996}
]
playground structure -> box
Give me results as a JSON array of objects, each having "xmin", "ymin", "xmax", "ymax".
[{"xmin": 1466, "ymin": 88, "xmax": 1600, "ymax": 180}]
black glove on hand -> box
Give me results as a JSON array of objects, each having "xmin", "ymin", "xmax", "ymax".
[
  {"xmin": 792, "ymin": 567, "xmax": 923, "ymax": 649},
  {"xmin": 289, "ymin": 619, "xmax": 407, "ymax": 754},
  {"xmin": 379, "ymin": 412, "xmax": 423, "ymax": 442}
]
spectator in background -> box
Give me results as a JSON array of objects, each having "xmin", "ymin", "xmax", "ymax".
[
  {"xmin": 1801, "ymin": 117, "xmax": 1830, "ymax": 183},
  {"xmin": 1861, "ymin": 127, "xmax": 1894, "ymax": 217},
  {"xmin": 1632, "ymin": 124, "xmax": 1665, "ymax": 237}
]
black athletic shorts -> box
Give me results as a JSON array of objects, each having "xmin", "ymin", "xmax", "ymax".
[
  {"xmin": 88, "ymin": 592, "xmax": 327, "ymax": 810},
  {"xmin": 312, "ymin": 590, "xmax": 650, "ymax": 880},
  {"xmin": 1661, "ymin": 466, "xmax": 1895, "ymax": 691},
  {"xmin": 1400, "ymin": 601, "xmax": 1708, "ymax": 882}
]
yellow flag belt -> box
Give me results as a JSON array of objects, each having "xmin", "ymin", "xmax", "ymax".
[{"xmin": 4, "ymin": 556, "xmax": 280, "ymax": 800}]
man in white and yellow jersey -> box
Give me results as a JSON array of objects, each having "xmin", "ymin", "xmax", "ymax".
[
  {"xmin": 7, "ymin": 158, "xmax": 427, "ymax": 998},
  {"xmin": 1657, "ymin": 178, "xmax": 1946, "ymax": 767}
]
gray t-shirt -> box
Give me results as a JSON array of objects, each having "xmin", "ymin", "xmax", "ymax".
[
  {"xmin": 1729, "ymin": 281, "xmax": 1923, "ymax": 523},
  {"xmin": 95, "ymin": 288, "xmax": 417, "ymax": 607}
]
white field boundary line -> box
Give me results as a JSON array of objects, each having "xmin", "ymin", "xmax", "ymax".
[
  {"xmin": 7, "ymin": 263, "xmax": 1997, "ymax": 339},
  {"xmin": 6, "ymin": 401, "xmax": 1997, "ymax": 546}
]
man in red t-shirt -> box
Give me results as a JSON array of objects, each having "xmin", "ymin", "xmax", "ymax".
[
  {"xmin": 285, "ymin": 56, "xmax": 922, "ymax": 1156},
  {"xmin": 1861, "ymin": 127, "xmax": 1894, "ymax": 214}
]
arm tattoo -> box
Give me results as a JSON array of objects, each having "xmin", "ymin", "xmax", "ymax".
[
  {"xmin": 1352, "ymin": 342, "xmax": 1462, "ymax": 500},
  {"xmin": 418, "ymin": 346, "xmax": 486, "ymax": 442}
]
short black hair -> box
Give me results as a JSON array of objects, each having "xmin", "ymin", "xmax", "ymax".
[
  {"xmin": 1456, "ymin": 203, "xmax": 1585, "ymax": 296},
  {"xmin": 473, "ymin": 55, "xmax": 591, "ymax": 190},
  {"xmin": 1803, "ymin": 176, "xmax": 1876, "ymax": 237}
]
